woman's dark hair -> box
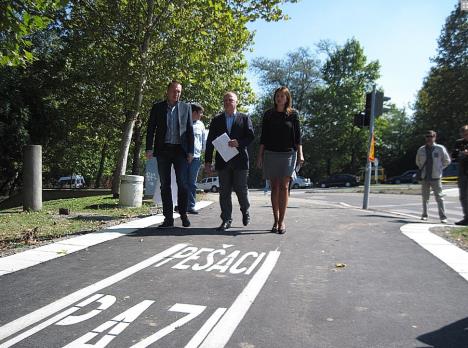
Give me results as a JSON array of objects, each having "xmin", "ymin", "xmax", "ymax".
[{"xmin": 273, "ymin": 86, "xmax": 293, "ymax": 115}]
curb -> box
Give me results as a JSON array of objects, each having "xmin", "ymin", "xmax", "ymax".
[
  {"xmin": 401, "ymin": 223, "xmax": 468, "ymax": 282},
  {"xmin": 0, "ymin": 201, "xmax": 213, "ymax": 277}
]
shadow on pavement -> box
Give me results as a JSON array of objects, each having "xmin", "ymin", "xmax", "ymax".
[
  {"xmin": 128, "ymin": 226, "xmax": 274, "ymax": 237},
  {"xmin": 417, "ymin": 317, "xmax": 468, "ymax": 348}
]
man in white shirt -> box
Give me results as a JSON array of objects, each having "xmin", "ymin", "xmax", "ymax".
[{"xmin": 187, "ymin": 103, "xmax": 207, "ymax": 214}]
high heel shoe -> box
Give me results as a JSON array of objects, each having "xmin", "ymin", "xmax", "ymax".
[
  {"xmin": 271, "ymin": 225, "xmax": 278, "ymax": 233},
  {"xmin": 278, "ymin": 224, "xmax": 286, "ymax": 234}
]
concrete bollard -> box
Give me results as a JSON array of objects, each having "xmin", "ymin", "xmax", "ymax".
[{"xmin": 23, "ymin": 145, "xmax": 42, "ymax": 211}]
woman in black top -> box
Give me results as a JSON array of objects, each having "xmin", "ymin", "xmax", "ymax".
[{"xmin": 257, "ymin": 86, "xmax": 304, "ymax": 234}]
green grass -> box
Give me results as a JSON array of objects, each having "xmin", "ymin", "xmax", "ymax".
[
  {"xmin": 0, "ymin": 195, "xmax": 154, "ymax": 251},
  {"xmin": 449, "ymin": 226, "xmax": 468, "ymax": 247}
]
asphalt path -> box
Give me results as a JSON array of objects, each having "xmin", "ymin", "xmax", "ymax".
[{"xmin": 1, "ymin": 190, "xmax": 467, "ymax": 347}]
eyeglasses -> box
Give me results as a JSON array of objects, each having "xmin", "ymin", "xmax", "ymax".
[{"xmin": 425, "ymin": 135, "xmax": 435, "ymax": 138}]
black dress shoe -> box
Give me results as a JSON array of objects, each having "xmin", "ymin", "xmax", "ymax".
[
  {"xmin": 181, "ymin": 214, "xmax": 191, "ymax": 227},
  {"xmin": 242, "ymin": 212, "xmax": 250, "ymax": 226},
  {"xmin": 455, "ymin": 219, "xmax": 468, "ymax": 226},
  {"xmin": 158, "ymin": 219, "xmax": 174, "ymax": 228},
  {"xmin": 216, "ymin": 220, "xmax": 232, "ymax": 231},
  {"xmin": 187, "ymin": 209, "xmax": 199, "ymax": 215}
]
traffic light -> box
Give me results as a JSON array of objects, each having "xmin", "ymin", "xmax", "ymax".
[
  {"xmin": 374, "ymin": 91, "xmax": 391, "ymax": 117},
  {"xmin": 364, "ymin": 92, "xmax": 372, "ymax": 118},
  {"xmin": 354, "ymin": 112, "xmax": 370, "ymax": 127},
  {"xmin": 365, "ymin": 91, "xmax": 391, "ymax": 118}
]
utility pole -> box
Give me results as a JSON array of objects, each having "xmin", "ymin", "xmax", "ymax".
[{"xmin": 362, "ymin": 85, "xmax": 376, "ymax": 209}]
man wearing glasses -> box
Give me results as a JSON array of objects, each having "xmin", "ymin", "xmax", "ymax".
[{"xmin": 416, "ymin": 130, "xmax": 451, "ymax": 223}]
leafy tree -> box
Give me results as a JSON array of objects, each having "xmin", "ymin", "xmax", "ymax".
[
  {"xmin": 375, "ymin": 105, "xmax": 414, "ymax": 176},
  {"xmin": 0, "ymin": 0, "xmax": 66, "ymax": 66},
  {"xmin": 308, "ymin": 39, "xmax": 380, "ymax": 178},
  {"xmin": 61, "ymin": 0, "xmax": 297, "ymax": 196},
  {"xmin": 412, "ymin": 4, "xmax": 468, "ymax": 148}
]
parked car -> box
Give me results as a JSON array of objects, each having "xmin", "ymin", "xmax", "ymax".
[
  {"xmin": 318, "ymin": 174, "xmax": 359, "ymax": 188},
  {"xmin": 291, "ymin": 176, "xmax": 312, "ymax": 189},
  {"xmin": 197, "ymin": 176, "xmax": 220, "ymax": 192},
  {"xmin": 386, "ymin": 170, "xmax": 419, "ymax": 184},
  {"xmin": 442, "ymin": 162, "xmax": 459, "ymax": 183},
  {"xmin": 58, "ymin": 175, "xmax": 86, "ymax": 188}
]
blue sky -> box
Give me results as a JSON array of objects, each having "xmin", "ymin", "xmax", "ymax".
[{"xmin": 245, "ymin": 0, "xmax": 459, "ymax": 110}]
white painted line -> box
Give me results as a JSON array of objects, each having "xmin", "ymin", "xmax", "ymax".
[
  {"xmin": 199, "ymin": 250, "xmax": 281, "ymax": 348},
  {"xmin": 184, "ymin": 308, "xmax": 227, "ymax": 348},
  {"xmin": 401, "ymin": 223, "xmax": 468, "ymax": 282},
  {"xmin": 0, "ymin": 201, "xmax": 213, "ymax": 276},
  {"xmin": 0, "ymin": 243, "xmax": 188, "ymax": 343},
  {"xmin": 443, "ymin": 188, "xmax": 459, "ymax": 197},
  {"xmin": 0, "ymin": 307, "xmax": 79, "ymax": 348}
]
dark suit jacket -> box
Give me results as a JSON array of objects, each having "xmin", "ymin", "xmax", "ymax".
[
  {"xmin": 205, "ymin": 112, "xmax": 254, "ymax": 170},
  {"xmin": 145, "ymin": 100, "xmax": 194, "ymax": 156}
]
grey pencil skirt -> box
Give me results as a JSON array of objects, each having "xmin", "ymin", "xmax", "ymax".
[{"xmin": 263, "ymin": 150, "xmax": 297, "ymax": 179}]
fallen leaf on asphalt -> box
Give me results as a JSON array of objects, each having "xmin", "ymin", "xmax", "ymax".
[
  {"xmin": 335, "ymin": 263, "xmax": 347, "ymax": 268},
  {"xmin": 57, "ymin": 250, "xmax": 68, "ymax": 255}
]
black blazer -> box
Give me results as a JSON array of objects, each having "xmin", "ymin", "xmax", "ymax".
[
  {"xmin": 145, "ymin": 100, "xmax": 194, "ymax": 156},
  {"xmin": 205, "ymin": 112, "xmax": 254, "ymax": 170}
]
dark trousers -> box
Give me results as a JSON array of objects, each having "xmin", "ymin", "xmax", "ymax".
[
  {"xmin": 156, "ymin": 145, "xmax": 188, "ymax": 220},
  {"xmin": 459, "ymin": 174, "xmax": 468, "ymax": 219},
  {"xmin": 218, "ymin": 167, "xmax": 250, "ymax": 222}
]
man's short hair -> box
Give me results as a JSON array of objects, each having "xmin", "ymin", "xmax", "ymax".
[
  {"xmin": 167, "ymin": 80, "xmax": 182, "ymax": 90},
  {"xmin": 425, "ymin": 130, "xmax": 436, "ymax": 137},
  {"xmin": 191, "ymin": 103, "xmax": 204, "ymax": 113}
]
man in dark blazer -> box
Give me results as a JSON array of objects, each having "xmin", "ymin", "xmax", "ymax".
[
  {"xmin": 205, "ymin": 92, "xmax": 255, "ymax": 231},
  {"xmin": 146, "ymin": 81, "xmax": 194, "ymax": 228}
]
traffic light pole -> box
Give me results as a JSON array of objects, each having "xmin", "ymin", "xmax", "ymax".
[{"xmin": 362, "ymin": 84, "xmax": 376, "ymax": 209}]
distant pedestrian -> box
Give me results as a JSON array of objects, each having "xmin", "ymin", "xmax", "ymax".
[
  {"xmin": 257, "ymin": 86, "xmax": 304, "ymax": 234},
  {"xmin": 452, "ymin": 125, "xmax": 468, "ymax": 226},
  {"xmin": 146, "ymin": 80, "xmax": 194, "ymax": 228},
  {"xmin": 263, "ymin": 179, "xmax": 270, "ymax": 195},
  {"xmin": 416, "ymin": 130, "xmax": 451, "ymax": 223},
  {"xmin": 186, "ymin": 103, "xmax": 207, "ymax": 214},
  {"xmin": 205, "ymin": 92, "xmax": 255, "ymax": 231}
]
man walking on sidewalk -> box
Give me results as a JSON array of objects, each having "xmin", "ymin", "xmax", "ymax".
[
  {"xmin": 146, "ymin": 80, "xmax": 194, "ymax": 228},
  {"xmin": 205, "ymin": 92, "xmax": 255, "ymax": 231},
  {"xmin": 416, "ymin": 130, "xmax": 451, "ymax": 223},
  {"xmin": 452, "ymin": 125, "xmax": 468, "ymax": 226}
]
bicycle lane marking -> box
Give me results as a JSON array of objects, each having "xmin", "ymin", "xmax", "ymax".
[{"xmin": 0, "ymin": 243, "xmax": 281, "ymax": 348}]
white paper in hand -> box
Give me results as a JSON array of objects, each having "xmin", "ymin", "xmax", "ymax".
[{"xmin": 212, "ymin": 132, "xmax": 239, "ymax": 162}]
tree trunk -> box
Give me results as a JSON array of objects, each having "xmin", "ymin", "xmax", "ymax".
[
  {"xmin": 111, "ymin": 0, "xmax": 155, "ymax": 197},
  {"xmin": 112, "ymin": 115, "xmax": 137, "ymax": 197},
  {"xmin": 132, "ymin": 116, "xmax": 143, "ymax": 175},
  {"xmin": 94, "ymin": 143, "xmax": 108, "ymax": 188}
]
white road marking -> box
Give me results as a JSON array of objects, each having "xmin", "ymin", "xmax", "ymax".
[
  {"xmin": 199, "ymin": 250, "xmax": 281, "ymax": 348},
  {"xmin": 0, "ymin": 307, "xmax": 81, "ymax": 348},
  {"xmin": 0, "ymin": 201, "xmax": 213, "ymax": 276},
  {"xmin": 401, "ymin": 224, "xmax": 468, "ymax": 282},
  {"xmin": 63, "ymin": 300, "xmax": 155, "ymax": 348},
  {"xmin": 130, "ymin": 304, "xmax": 206, "ymax": 348},
  {"xmin": 0, "ymin": 244, "xmax": 188, "ymax": 343},
  {"xmin": 184, "ymin": 308, "xmax": 227, "ymax": 348}
]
